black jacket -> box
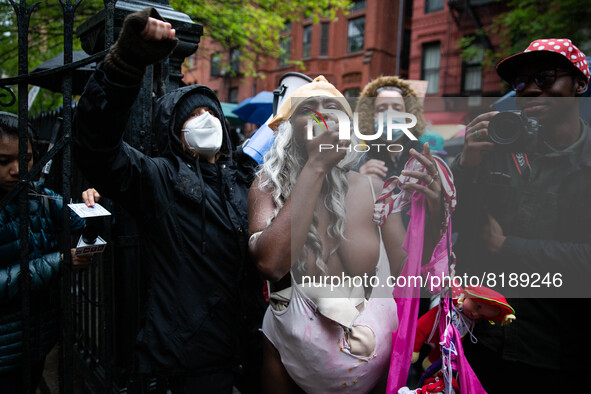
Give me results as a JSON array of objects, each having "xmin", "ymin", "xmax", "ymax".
[
  {"xmin": 0, "ymin": 184, "xmax": 85, "ymax": 373},
  {"xmin": 451, "ymin": 122, "xmax": 591, "ymax": 369},
  {"xmin": 74, "ymin": 65, "xmax": 265, "ymax": 377}
]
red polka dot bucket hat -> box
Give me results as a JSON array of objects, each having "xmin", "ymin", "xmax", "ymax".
[{"xmin": 497, "ymin": 38, "xmax": 590, "ymax": 84}]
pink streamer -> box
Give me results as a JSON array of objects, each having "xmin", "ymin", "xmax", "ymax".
[
  {"xmin": 385, "ymin": 192, "xmax": 425, "ymax": 393},
  {"xmin": 383, "ymin": 181, "xmax": 485, "ymax": 393},
  {"xmin": 439, "ymin": 295, "xmax": 487, "ymax": 394}
]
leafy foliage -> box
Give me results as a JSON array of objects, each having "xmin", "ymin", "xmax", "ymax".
[
  {"xmin": 172, "ymin": 0, "xmax": 350, "ymax": 77},
  {"xmin": 460, "ymin": 0, "xmax": 591, "ymax": 74},
  {"xmin": 0, "ymin": 0, "xmax": 104, "ymax": 114},
  {"xmin": 0, "ymin": 0, "xmax": 350, "ymax": 114}
]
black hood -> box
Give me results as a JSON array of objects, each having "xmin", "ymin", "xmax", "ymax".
[{"xmin": 152, "ymin": 84, "xmax": 233, "ymax": 164}]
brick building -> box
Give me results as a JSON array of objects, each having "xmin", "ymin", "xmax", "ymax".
[
  {"xmin": 182, "ymin": 0, "xmax": 412, "ymax": 104},
  {"xmin": 409, "ymin": 0, "xmax": 508, "ymax": 97},
  {"xmin": 182, "ymin": 0, "xmax": 510, "ymax": 115}
]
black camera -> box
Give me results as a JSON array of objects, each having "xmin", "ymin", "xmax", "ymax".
[{"xmin": 488, "ymin": 111, "xmax": 540, "ymax": 152}]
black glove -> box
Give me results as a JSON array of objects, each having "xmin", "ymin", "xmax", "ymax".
[{"xmin": 104, "ymin": 7, "xmax": 178, "ymax": 83}]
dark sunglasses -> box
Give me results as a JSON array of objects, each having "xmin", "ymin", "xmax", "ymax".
[{"xmin": 512, "ymin": 69, "xmax": 573, "ymax": 92}]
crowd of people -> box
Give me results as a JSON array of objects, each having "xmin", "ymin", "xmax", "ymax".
[{"xmin": 1, "ymin": 6, "xmax": 590, "ymax": 394}]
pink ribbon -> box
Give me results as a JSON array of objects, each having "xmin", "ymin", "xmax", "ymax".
[{"xmin": 376, "ymin": 155, "xmax": 484, "ymax": 393}]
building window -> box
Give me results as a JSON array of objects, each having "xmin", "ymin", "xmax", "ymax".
[
  {"xmin": 422, "ymin": 42, "xmax": 441, "ymax": 94},
  {"xmin": 279, "ymin": 36, "xmax": 291, "ymax": 67},
  {"xmin": 230, "ymin": 49, "xmax": 240, "ymax": 74},
  {"xmin": 347, "ymin": 17, "xmax": 365, "ymax": 53},
  {"xmin": 405, "ymin": 0, "xmax": 413, "ymax": 17},
  {"xmin": 400, "ymin": 28, "xmax": 411, "ymax": 71},
  {"xmin": 462, "ymin": 43, "xmax": 484, "ymax": 93},
  {"xmin": 350, "ymin": 0, "xmax": 366, "ymax": 12},
  {"xmin": 228, "ymin": 87, "xmax": 239, "ymax": 104},
  {"xmin": 186, "ymin": 54, "xmax": 195, "ymax": 68},
  {"xmin": 303, "ymin": 25, "xmax": 312, "ymax": 58},
  {"xmin": 211, "ymin": 53, "xmax": 221, "ymax": 77},
  {"xmin": 344, "ymin": 88, "xmax": 360, "ymax": 98},
  {"xmin": 320, "ymin": 23, "xmax": 330, "ymax": 57},
  {"xmin": 425, "ymin": 0, "xmax": 444, "ymax": 13}
]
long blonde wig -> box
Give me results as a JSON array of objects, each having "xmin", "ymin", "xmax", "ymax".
[{"xmin": 257, "ymin": 119, "xmax": 361, "ymax": 274}]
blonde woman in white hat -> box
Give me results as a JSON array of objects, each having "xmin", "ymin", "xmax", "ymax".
[{"xmin": 248, "ymin": 76, "xmax": 444, "ymax": 393}]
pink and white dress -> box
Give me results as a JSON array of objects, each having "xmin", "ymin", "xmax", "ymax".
[{"xmin": 262, "ymin": 235, "xmax": 398, "ymax": 393}]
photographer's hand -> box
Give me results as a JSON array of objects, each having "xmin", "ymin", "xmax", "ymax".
[
  {"xmin": 459, "ymin": 111, "xmax": 497, "ymax": 168},
  {"xmin": 481, "ymin": 213, "xmax": 506, "ymax": 254}
]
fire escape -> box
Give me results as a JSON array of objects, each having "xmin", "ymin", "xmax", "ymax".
[{"xmin": 448, "ymin": 0, "xmax": 494, "ymax": 51}]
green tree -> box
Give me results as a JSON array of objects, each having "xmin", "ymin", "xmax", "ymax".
[
  {"xmin": 460, "ymin": 0, "xmax": 591, "ymax": 87},
  {"xmin": 0, "ymin": 0, "xmax": 351, "ymax": 114},
  {"xmin": 173, "ymin": 0, "xmax": 350, "ymax": 77},
  {"xmin": 492, "ymin": 0, "xmax": 591, "ymax": 60},
  {"xmin": 0, "ymin": 0, "xmax": 104, "ymax": 114}
]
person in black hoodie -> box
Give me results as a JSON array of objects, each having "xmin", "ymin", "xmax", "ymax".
[{"xmin": 74, "ymin": 9, "xmax": 266, "ymax": 393}]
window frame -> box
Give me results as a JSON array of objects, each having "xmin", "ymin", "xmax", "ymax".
[
  {"xmin": 421, "ymin": 42, "xmax": 441, "ymax": 95},
  {"xmin": 461, "ymin": 42, "xmax": 485, "ymax": 94},
  {"xmin": 347, "ymin": 16, "xmax": 365, "ymax": 53},
  {"xmin": 279, "ymin": 35, "xmax": 292, "ymax": 67},
  {"xmin": 320, "ymin": 22, "xmax": 330, "ymax": 57},
  {"xmin": 425, "ymin": 0, "xmax": 444, "ymax": 13},
  {"xmin": 344, "ymin": 87, "xmax": 361, "ymax": 98},
  {"xmin": 210, "ymin": 53, "xmax": 222, "ymax": 77},
  {"xmin": 228, "ymin": 87, "xmax": 239, "ymax": 104},
  {"xmin": 350, "ymin": 0, "xmax": 366, "ymax": 12},
  {"xmin": 230, "ymin": 48, "xmax": 240, "ymax": 74},
  {"xmin": 303, "ymin": 25, "xmax": 312, "ymax": 59}
]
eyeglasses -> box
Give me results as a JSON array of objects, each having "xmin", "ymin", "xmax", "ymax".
[{"xmin": 512, "ymin": 69, "xmax": 573, "ymax": 92}]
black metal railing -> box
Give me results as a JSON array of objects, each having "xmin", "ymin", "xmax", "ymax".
[{"xmin": 0, "ymin": 0, "xmax": 202, "ymax": 392}]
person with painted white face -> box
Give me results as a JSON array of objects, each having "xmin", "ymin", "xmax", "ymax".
[
  {"xmin": 248, "ymin": 76, "xmax": 445, "ymax": 393},
  {"xmin": 73, "ymin": 8, "xmax": 266, "ymax": 393}
]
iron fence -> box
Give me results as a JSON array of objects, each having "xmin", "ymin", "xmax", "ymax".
[{"xmin": 0, "ymin": 0, "xmax": 202, "ymax": 392}]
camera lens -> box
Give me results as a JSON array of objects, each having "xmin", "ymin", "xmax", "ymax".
[{"xmin": 488, "ymin": 111, "xmax": 523, "ymax": 145}]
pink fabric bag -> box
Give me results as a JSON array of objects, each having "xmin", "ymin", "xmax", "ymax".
[{"xmin": 374, "ymin": 156, "xmax": 485, "ymax": 394}]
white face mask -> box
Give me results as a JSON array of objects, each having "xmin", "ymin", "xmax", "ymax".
[{"xmin": 181, "ymin": 112, "xmax": 223, "ymax": 157}]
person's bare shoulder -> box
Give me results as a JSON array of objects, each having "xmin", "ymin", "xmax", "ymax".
[
  {"xmin": 345, "ymin": 170, "xmax": 383, "ymax": 213},
  {"xmin": 347, "ymin": 170, "xmax": 383, "ymax": 195}
]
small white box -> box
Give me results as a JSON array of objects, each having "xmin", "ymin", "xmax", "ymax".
[{"xmin": 68, "ymin": 203, "xmax": 111, "ymax": 218}]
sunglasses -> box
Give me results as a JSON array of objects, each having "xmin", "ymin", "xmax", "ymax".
[{"xmin": 512, "ymin": 69, "xmax": 573, "ymax": 92}]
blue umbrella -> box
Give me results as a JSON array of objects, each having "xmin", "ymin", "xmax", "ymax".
[{"xmin": 232, "ymin": 91, "xmax": 274, "ymax": 125}]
